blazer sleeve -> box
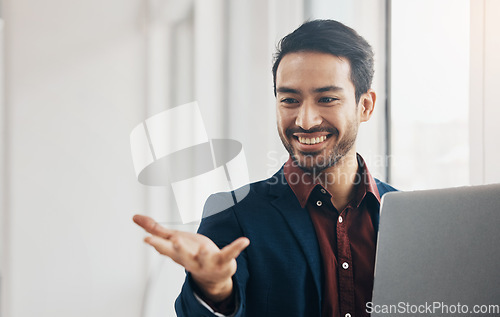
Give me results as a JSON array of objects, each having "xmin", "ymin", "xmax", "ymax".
[{"xmin": 174, "ymin": 193, "xmax": 250, "ymax": 317}]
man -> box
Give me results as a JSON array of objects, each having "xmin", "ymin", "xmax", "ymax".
[{"xmin": 134, "ymin": 19, "xmax": 396, "ymax": 317}]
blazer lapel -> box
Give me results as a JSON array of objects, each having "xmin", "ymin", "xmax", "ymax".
[{"xmin": 269, "ymin": 171, "xmax": 323, "ymax": 302}]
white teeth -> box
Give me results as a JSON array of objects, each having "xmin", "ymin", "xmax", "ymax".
[{"xmin": 297, "ymin": 135, "xmax": 327, "ymax": 145}]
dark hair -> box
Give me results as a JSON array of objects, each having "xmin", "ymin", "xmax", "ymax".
[{"xmin": 272, "ymin": 19, "xmax": 374, "ymax": 103}]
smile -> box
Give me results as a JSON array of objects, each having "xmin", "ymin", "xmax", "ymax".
[{"xmin": 297, "ymin": 135, "xmax": 327, "ymax": 145}]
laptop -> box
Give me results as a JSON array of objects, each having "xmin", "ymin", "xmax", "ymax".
[{"xmin": 371, "ymin": 184, "xmax": 500, "ymax": 316}]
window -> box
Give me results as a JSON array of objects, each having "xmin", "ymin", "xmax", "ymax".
[{"xmin": 390, "ymin": 0, "xmax": 470, "ymax": 190}]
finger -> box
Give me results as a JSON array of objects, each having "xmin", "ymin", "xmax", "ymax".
[
  {"xmin": 145, "ymin": 235, "xmax": 200, "ymax": 270},
  {"xmin": 219, "ymin": 237, "xmax": 250, "ymax": 263},
  {"xmin": 133, "ymin": 214, "xmax": 175, "ymax": 238},
  {"xmin": 144, "ymin": 235, "xmax": 179, "ymax": 261}
]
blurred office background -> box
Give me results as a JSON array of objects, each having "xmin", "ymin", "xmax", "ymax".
[{"xmin": 0, "ymin": 0, "xmax": 499, "ymax": 316}]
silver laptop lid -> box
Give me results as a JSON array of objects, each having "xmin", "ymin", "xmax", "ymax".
[{"xmin": 371, "ymin": 184, "xmax": 500, "ymax": 316}]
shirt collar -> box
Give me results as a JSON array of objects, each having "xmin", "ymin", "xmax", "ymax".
[
  {"xmin": 283, "ymin": 153, "xmax": 381, "ymax": 209},
  {"xmin": 355, "ymin": 154, "xmax": 381, "ymax": 207}
]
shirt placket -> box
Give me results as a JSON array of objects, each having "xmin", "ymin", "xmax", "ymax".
[{"xmin": 337, "ymin": 206, "xmax": 355, "ymax": 317}]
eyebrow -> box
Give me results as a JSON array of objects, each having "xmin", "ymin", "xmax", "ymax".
[
  {"xmin": 276, "ymin": 86, "xmax": 343, "ymax": 94},
  {"xmin": 276, "ymin": 87, "xmax": 301, "ymax": 94},
  {"xmin": 314, "ymin": 85, "xmax": 343, "ymax": 93}
]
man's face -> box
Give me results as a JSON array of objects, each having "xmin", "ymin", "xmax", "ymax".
[{"xmin": 275, "ymin": 51, "xmax": 363, "ymax": 173}]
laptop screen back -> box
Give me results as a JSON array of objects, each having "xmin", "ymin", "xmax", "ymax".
[{"xmin": 371, "ymin": 184, "xmax": 500, "ymax": 316}]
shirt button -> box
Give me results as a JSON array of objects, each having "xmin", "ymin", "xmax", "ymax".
[
  {"xmin": 320, "ymin": 188, "xmax": 327, "ymax": 194},
  {"xmin": 345, "ymin": 313, "xmax": 351, "ymax": 317},
  {"xmin": 338, "ymin": 216, "xmax": 343, "ymax": 223},
  {"xmin": 342, "ymin": 262, "xmax": 349, "ymax": 270},
  {"xmin": 316, "ymin": 200, "xmax": 322, "ymax": 207}
]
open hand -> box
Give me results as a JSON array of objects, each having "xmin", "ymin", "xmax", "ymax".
[{"xmin": 133, "ymin": 214, "xmax": 250, "ymax": 302}]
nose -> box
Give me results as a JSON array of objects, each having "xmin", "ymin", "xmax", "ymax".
[{"xmin": 295, "ymin": 101, "xmax": 322, "ymax": 130}]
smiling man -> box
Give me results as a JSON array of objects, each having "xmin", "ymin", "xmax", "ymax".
[
  {"xmin": 275, "ymin": 50, "xmax": 374, "ymax": 212},
  {"xmin": 134, "ymin": 19, "xmax": 396, "ymax": 317}
]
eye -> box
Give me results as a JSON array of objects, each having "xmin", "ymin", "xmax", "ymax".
[
  {"xmin": 319, "ymin": 97, "xmax": 338, "ymax": 103},
  {"xmin": 281, "ymin": 98, "xmax": 299, "ymax": 104}
]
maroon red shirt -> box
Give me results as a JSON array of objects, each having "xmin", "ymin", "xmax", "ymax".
[{"xmin": 284, "ymin": 154, "xmax": 381, "ymax": 317}]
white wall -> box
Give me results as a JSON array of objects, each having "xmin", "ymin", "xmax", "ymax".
[
  {"xmin": 1, "ymin": 0, "xmax": 148, "ymax": 316},
  {"xmin": 225, "ymin": 0, "xmax": 304, "ymax": 180}
]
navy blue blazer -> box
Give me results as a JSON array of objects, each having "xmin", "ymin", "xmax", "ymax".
[{"xmin": 175, "ymin": 167, "xmax": 397, "ymax": 317}]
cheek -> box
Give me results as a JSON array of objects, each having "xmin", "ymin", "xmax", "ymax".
[
  {"xmin": 321, "ymin": 111, "xmax": 342, "ymax": 128},
  {"xmin": 321, "ymin": 106, "xmax": 356, "ymax": 130},
  {"xmin": 276, "ymin": 108, "xmax": 296, "ymax": 129},
  {"xmin": 276, "ymin": 109, "xmax": 290, "ymax": 131}
]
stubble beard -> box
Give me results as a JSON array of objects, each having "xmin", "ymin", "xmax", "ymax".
[{"xmin": 279, "ymin": 121, "xmax": 358, "ymax": 175}]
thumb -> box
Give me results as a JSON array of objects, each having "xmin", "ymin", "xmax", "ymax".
[{"xmin": 219, "ymin": 237, "xmax": 250, "ymax": 263}]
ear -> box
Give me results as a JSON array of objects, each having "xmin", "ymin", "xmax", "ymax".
[{"xmin": 358, "ymin": 89, "xmax": 376, "ymax": 122}]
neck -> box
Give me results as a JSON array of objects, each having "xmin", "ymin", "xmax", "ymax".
[{"xmin": 318, "ymin": 150, "xmax": 359, "ymax": 211}]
